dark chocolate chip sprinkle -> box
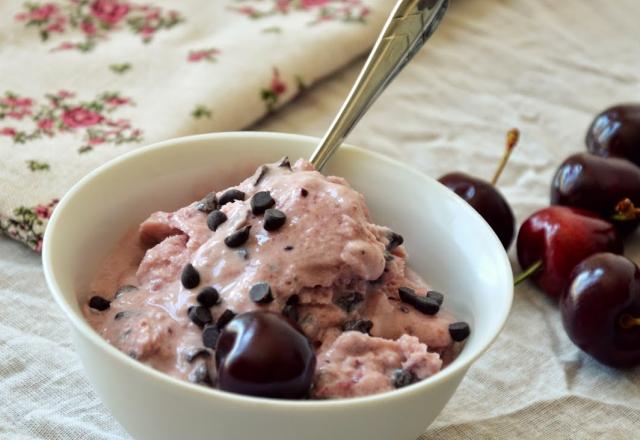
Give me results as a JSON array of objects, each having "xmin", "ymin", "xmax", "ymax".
[
  {"xmin": 278, "ymin": 156, "xmax": 291, "ymax": 169},
  {"xmin": 196, "ymin": 192, "xmax": 217, "ymax": 213},
  {"xmin": 284, "ymin": 245, "xmax": 294, "ymax": 251},
  {"xmin": 386, "ymin": 232, "xmax": 404, "ymax": 251},
  {"xmin": 207, "ymin": 210, "xmax": 227, "ymax": 231},
  {"xmin": 249, "ymin": 282, "xmax": 274, "ymax": 304},
  {"xmin": 253, "ymin": 165, "xmax": 269, "ymax": 186},
  {"xmin": 300, "ymin": 188, "xmax": 308, "ymax": 197},
  {"xmin": 89, "ymin": 296, "xmax": 110, "ymax": 311},
  {"xmin": 427, "ymin": 290, "xmax": 444, "ymax": 306},
  {"xmin": 184, "ymin": 347, "xmax": 210, "ymax": 363},
  {"xmin": 392, "ymin": 369, "xmax": 417, "ymax": 389},
  {"xmin": 335, "ymin": 292, "xmax": 364, "ymax": 314},
  {"xmin": 251, "ymin": 191, "xmax": 275, "ymax": 215},
  {"xmin": 282, "ymin": 295, "xmax": 300, "ymax": 322},
  {"xmin": 114, "ymin": 284, "xmax": 138, "ymax": 298},
  {"xmin": 449, "ymin": 322, "xmax": 470, "ymax": 342},
  {"xmin": 342, "ymin": 319, "xmax": 373, "ymax": 334},
  {"xmin": 188, "ymin": 305, "xmax": 213, "ymax": 327},
  {"xmin": 218, "ymin": 189, "xmax": 245, "ymax": 206},
  {"xmin": 398, "ymin": 287, "xmax": 440, "ymax": 315},
  {"xmin": 181, "ymin": 263, "xmax": 201, "ymax": 289},
  {"xmin": 202, "ymin": 325, "xmax": 220, "ymax": 349},
  {"xmin": 188, "ymin": 362, "xmax": 210, "ymax": 384},
  {"xmin": 114, "ymin": 311, "xmax": 129, "ymax": 320},
  {"xmin": 196, "ymin": 287, "xmax": 220, "ymax": 308},
  {"xmin": 224, "ymin": 225, "xmax": 251, "ymax": 248},
  {"xmin": 216, "ymin": 309, "xmax": 236, "ymax": 329},
  {"xmin": 263, "ymin": 208, "xmax": 286, "ymax": 231}
]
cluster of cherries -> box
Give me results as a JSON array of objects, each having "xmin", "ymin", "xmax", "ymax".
[{"xmin": 439, "ymin": 104, "xmax": 640, "ymax": 368}]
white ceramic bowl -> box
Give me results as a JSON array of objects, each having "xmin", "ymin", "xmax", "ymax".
[{"xmin": 43, "ymin": 132, "xmax": 513, "ymax": 440}]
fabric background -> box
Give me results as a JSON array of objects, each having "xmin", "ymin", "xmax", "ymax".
[{"xmin": 1, "ymin": 0, "xmax": 640, "ymax": 439}]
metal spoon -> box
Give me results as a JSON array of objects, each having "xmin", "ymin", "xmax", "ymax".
[{"xmin": 309, "ymin": 0, "xmax": 449, "ymax": 170}]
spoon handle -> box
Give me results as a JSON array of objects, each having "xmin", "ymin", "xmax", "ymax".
[{"xmin": 309, "ymin": 0, "xmax": 449, "ymax": 170}]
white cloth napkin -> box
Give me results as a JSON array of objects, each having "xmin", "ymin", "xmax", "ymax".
[{"xmin": 0, "ymin": 0, "xmax": 391, "ymax": 251}]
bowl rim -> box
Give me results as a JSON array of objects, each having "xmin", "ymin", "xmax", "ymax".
[{"xmin": 43, "ymin": 131, "xmax": 514, "ymax": 409}]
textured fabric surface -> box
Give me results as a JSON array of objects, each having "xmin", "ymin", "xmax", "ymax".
[
  {"xmin": 0, "ymin": 0, "xmax": 386, "ymax": 250},
  {"xmin": 2, "ymin": 0, "xmax": 640, "ymax": 438}
]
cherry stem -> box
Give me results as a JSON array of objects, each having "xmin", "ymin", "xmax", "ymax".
[
  {"xmin": 619, "ymin": 314, "xmax": 640, "ymax": 329},
  {"xmin": 514, "ymin": 260, "xmax": 543, "ymax": 286},
  {"xmin": 611, "ymin": 198, "xmax": 640, "ymax": 222},
  {"xmin": 491, "ymin": 128, "xmax": 520, "ymax": 186}
]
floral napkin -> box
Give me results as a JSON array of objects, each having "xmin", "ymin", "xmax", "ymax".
[{"xmin": 0, "ymin": 0, "xmax": 390, "ymax": 251}]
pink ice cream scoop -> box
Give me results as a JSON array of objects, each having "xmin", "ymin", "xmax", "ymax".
[{"xmin": 84, "ymin": 158, "xmax": 469, "ymax": 399}]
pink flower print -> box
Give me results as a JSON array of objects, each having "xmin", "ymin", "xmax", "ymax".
[
  {"xmin": 46, "ymin": 15, "xmax": 66, "ymax": 33},
  {"xmin": 275, "ymin": 0, "xmax": 290, "ymax": 13},
  {"xmin": 302, "ymin": 0, "xmax": 330, "ymax": 8},
  {"xmin": 89, "ymin": 136, "xmax": 106, "ymax": 145},
  {"xmin": 30, "ymin": 3, "xmax": 59, "ymax": 21},
  {"xmin": 81, "ymin": 21, "xmax": 97, "ymax": 35},
  {"xmin": 35, "ymin": 204, "xmax": 51, "ymax": 219},
  {"xmin": 37, "ymin": 118, "xmax": 55, "ymax": 133},
  {"xmin": 1, "ymin": 97, "xmax": 33, "ymax": 108},
  {"xmin": 271, "ymin": 69, "xmax": 287, "ymax": 95},
  {"xmin": 1, "ymin": 127, "xmax": 17, "ymax": 137},
  {"xmin": 7, "ymin": 110, "xmax": 31, "ymax": 120},
  {"xmin": 106, "ymin": 96, "xmax": 129, "ymax": 106},
  {"xmin": 140, "ymin": 26, "xmax": 155, "ymax": 39},
  {"xmin": 58, "ymin": 90, "xmax": 75, "ymax": 99},
  {"xmin": 34, "ymin": 240, "xmax": 43, "ymax": 253},
  {"xmin": 188, "ymin": 48, "xmax": 220, "ymax": 63},
  {"xmin": 62, "ymin": 107, "xmax": 104, "ymax": 128},
  {"xmin": 90, "ymin": 0, "xmax": 131, "ymax": 26},
  {"xmin": 52, "ymin": 42, "xmax": 77, "ymax": 51}
]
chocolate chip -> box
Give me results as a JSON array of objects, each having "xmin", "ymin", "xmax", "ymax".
[
  {"xmin": 253, "ymin": 165, "xmax": 269, "ymax": 186},
  {"xmin": 114, "ymin": 311, "xmax": 129, "ymax": 320},
  {"xmin": 202, "ymin": 325, "xmax": 220, "ymax": 349},
  {"xmin": 181, "ymin": 263, "xmax": 200, "ymax": 289},
  {"xmin": 216, "ymin": 309, "xmax": 236, "ymax": 329},
  {"xmin": 335, "ymin": 292, "xmax": 364, "ymax": 314},
  {"xmin": 282, "ymin": 295, "xmax": 300, "ymax": 322},
  {"xmin": 184, "ymin": 347, "xmax": 210, "ymax": 363},
  {"xmin": 196, "ymin": 192, "xmax": 217, "ymax": 213},
  {"xmin": 219, "ymin": 189, "xmax": 245, "ymax": 206},
  {"xmin": 300, "ymin": 188, "xmax": 308, "ymax": 197},
  {"xmin": 249, "ymin": 282, "xmax": 273, "ymax": 304},
  {"xmin": 398, "ymin": 287, "xmax": 440, "ymax": 315},
  {"xmin": 188, "ymin": 362, "xmax": 210, "ymax": 384},
  {"xmin": 114, "ymin": 284, "xmax": 137, "ymax": 298},
  {"xmin": 263, "ymin": 209, "xmax": 286, "ymax": 231},
  {"xmin": 342, "ymin": 319, "xmax": 373, "ymax": 334},
  {"xmin": 427, "ymin": 290, "xmax": 444, "ymax": 306},
  {"xmin": 386, "ymin": 232, "xmax": 404, "ymax": 251},
  {"xmin": 89, "ymin": 296, "xmax": 110, "ymax": 311},
  {"xmin": 251, "ymin": 191, "xmax": 275, "ymax": 215},
  {"xmin": 196, "ymin": 287, "xmax": 220, "ymax": 308},
  {"xmin": 207, "ymin": 210, "xmax": 227, "ymax": 231},
  {"xmin": 392, "ymin": 369, "xmax": 417, "ymax": 388},
  {"xmin": 278, "ymin": 156, "xmax": 291, "ymax": 169},
  {"xmin": 284, "ymin": 245, "xmax": 294, "ymax": 251},
  {"xmin": 449, "ymin": 322, "xmax": 470, "ymax": 342},
  {"xmin": 188, "ymin": 305, "xmax": 213, "ymax": 327},
  {"xmin": 224, "ymin": 225, "xmax": 251, "ymax": 248}
]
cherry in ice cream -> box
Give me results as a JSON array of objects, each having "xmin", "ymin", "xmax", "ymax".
[
  {"xmin": 215, "ymin": 311, "xmax": 316, "ymax": 399},
  {"xmin": 561, "ymin": 253, "xmax": 640, "ymax": 368},
  {"xmin": 586, "ymin": 104, "xmax": 640, "ymax": 167},
  {"xmin": 515, "ymin": 206, "xmax": 623, "ymax": 300},
  {"xmin": 439, "ymin": 129, "xmax": 518, "ymax": 249}
]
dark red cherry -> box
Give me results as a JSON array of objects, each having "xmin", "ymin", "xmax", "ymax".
[
  {"xmin": 550, "ymin": 153, "xmax": 640, "ymax": 235},
  {"xmin": 561, "ymin": 253, "xmax": 640, "ymax": 368},
  {"xmin": 516, "ymin": 206, "xmax": 623, "ymax": 300},
  {"xmin": 586, "ymin": 104, "xmax": 640, "ymax": 167},
  {"xmin": 215, "ymin": 311, "xmax": 316, "ymax": 399},
  {"xmin": 438, "ymin": 129, "xmax": 519, "ymax": 249},
  {"xmin": 439, "ymin": 172, "xmax": 515, "ymax": 248}
]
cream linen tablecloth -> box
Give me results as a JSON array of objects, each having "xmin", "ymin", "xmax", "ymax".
[{"xmin": 2, "ymin": 0, "xmax": 640, "ymax": 438}]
